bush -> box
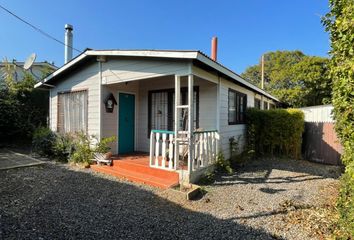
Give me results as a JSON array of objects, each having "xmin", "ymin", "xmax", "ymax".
[
  {"xmin": 32, "ymin": 127, "xmax": 56, "ymax": 157},
  {"xmin": 32, "ymin": 128, "xmax": 117, "ymax": 165},
  {"xmin": 69, "ymin": 133, "xmax": 116, "ymax": 165},
  {"xmin": 95, "ymin": 136, "xmax": 116, "ymax": 153},
  {"xmin": 323, "ymin": 1, "xmax": 354, "ymax": 237},
  {"xmin": 246, "ymin": 108, "xmax": 304, "ymax": 159},
  {"xmin": 216, "ymin": 152, "xmax": 233, "ymax": 174},
  {"xmin": 53, "ymin": 133, "xmax": 75, "ymax": 162},
  {"xmin": 336, "ymin": 168, "xmax": 354, "ymax": 238},
  {"xmin": 68, "ymin": 132, "xmax": 95, "ymax": 165}
]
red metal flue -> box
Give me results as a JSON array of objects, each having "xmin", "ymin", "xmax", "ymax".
[{"xmin": 211, "ymin": 37, "xmax": 218, "ymax": 61}]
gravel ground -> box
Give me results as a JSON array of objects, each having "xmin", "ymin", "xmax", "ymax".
[{"xmin": 0, "ymin": 157, "xmax": 341, "ymax": 240}]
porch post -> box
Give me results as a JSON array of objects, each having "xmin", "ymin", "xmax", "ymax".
[
  {"xmin": 216, "ymin": 76, "xmax": 221, "ymax": 155},
  {"xmin": 98, "ymin": 61, "xmax": 103, "ymax": 139},
  {"xmin": 174, "ymin": 75, "xmax": 181, "ymax": 170},
  {"xmin": 187, "ymin": 74, "xmax": 194, "ymax": 174}
]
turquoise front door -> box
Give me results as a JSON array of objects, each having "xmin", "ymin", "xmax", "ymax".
[{"xmin": 118, "ymin": 93, "xmax": 135, "ymax": 154}]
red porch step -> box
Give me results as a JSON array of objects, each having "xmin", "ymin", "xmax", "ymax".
[{"xmin": 91, "ymin": 158, "xmax": 179, "ymax": 189}]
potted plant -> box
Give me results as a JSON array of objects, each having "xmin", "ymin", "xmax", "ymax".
[{"xmin": 95, "ymin": 136, "xmax": 116, "ymax": 160}]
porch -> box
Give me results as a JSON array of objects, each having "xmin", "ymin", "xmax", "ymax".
[
  {"xmin": 91, "ymin": 153, "xmax": 180, "ymax": 189},
  {"xmin": 98, "ymin": 73, "xmax": 220, "ymax": 185},
  {"xmin": 92, "ymin": 128, "xmax": 219, "ymax": 188}
]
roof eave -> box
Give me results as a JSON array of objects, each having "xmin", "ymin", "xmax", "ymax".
[{"xmin": 195, "ymin": 52, "xmax": 279, "ymax": 102}]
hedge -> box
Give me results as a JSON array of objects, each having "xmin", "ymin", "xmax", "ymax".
[
  {"xmin": 246, "ymin": 108, "xmax": 304, "ymax": 159},
  {"xmin": 323, "ymin": 0, "xmax": 354, "ymax": 237}
]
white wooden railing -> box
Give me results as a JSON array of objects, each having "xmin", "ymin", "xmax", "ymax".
[
  {"xmin": 192, "ymin": 130, "xmax": 219, "ymax": 171},
  {"xmin": 149, "ymin": 129, "xmax": 219, "ymax": 172},
  {"xmin": 149, "ymin": 130, "xmax": 176, "ymax": 171}
]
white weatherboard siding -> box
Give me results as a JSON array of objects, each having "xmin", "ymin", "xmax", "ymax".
[
  {"xmin": 101, "ymin": 58, "xmax": 190, "ymax": 84},
  {"xmin": 102, "ymin": 81, "xmax": 140, "ymax": 154},
  {"xmin": 218, "ymin": 79, "xmax": 276, "ymax": 159},
  {"xmin": 219, "ymin": 78, "xmax": 253, "ymax": 159},
  {"xmin": 49, "ymin": 62, "xmax": 100, "ymax": 136},
  {"xmin": 48, "ymin": 56, "xmax": 277, "ymax": 160}
]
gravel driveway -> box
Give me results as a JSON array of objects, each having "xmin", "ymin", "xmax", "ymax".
[{"xmin": 0, "ymin": 157, "xmax": 341, "ymax": 240}]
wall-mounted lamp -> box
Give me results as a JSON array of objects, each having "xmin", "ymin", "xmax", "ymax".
[{"xmin": 104, "ymin": 93, "xmax": 117, "ymax": 113}]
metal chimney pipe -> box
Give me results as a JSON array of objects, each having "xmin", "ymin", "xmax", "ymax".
[
  {"xmin": 211, "ymin": 37, "xmax": 218, "ymax": 61},
  {"xmin": 64, "ymin": 24, "xmax": 73, "ymax": 64}
]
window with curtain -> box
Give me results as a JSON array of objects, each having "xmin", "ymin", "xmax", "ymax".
[
  {"xmin": 228, "ymin": 89, "xmax": 247, "ymax": 125},
  {"xmin": 148, "ymin": 87, "xmax": 199, "ymax": 135},
  {"xmin": 254, "ymin": 98, "xmax": 261, "ymax": 109},
  {"xmin": 58, "ymin": 90, "xmax": 88, "ymax": 133}
]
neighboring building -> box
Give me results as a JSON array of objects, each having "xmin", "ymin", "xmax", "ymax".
[
  {"xmin": 35, "ymin": 49, "xmax": 279, "ymax": 186},
  {"xmin": 0, "ymin": 61, "xmax": 57, "ymax": 82}
]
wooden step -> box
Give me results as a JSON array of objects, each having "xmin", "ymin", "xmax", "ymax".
[{"xmin": 91, "ymin": 164, "xmax": 179, "ymax": 189}]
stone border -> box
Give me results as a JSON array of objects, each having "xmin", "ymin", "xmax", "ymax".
[{"xmin": 0, "ymin": 149, "xmax": 45, "ymax": 170}]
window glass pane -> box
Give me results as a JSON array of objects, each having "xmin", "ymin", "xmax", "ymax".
[
  {"xmin": 229, "ymin": 90, "xmax": 247, "ymax": 124},
  {"xmin": 58, "ymin": 91, "xmax": 87, "ymax": 133},
  {"xmin": 228, "ymin": 90, "xmax": 236, "ymax": 123},
  {"xmin": 150, "ymin": 89, "xmax": 199, "ymax": 133},
  {"xmin": 254, "ymin": 98, "xmax": 261, "ymax": 109},
  {"xmin": 150, "ymin": 92, "xmax": 169, "ymax": 130}
]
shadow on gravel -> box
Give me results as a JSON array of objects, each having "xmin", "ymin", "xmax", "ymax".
[
  {"xmin": 0, "ymin": 164, "xmax": 280, "ymax": 240},
  {"xmin": 213, "ymin": 158, "xmax": 342, "ymax": 187}
]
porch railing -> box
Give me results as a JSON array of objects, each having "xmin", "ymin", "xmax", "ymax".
[
  {"xmin": 149, "ymin": 129, "xmax": 219, "ymax": 172},
  {"xmin": 149, "ymin": 130, "xmax": 176, "ymax": 171},
  {"xmin": 192, "ymin": 130, "xmax": 219, "ymax": 171}
]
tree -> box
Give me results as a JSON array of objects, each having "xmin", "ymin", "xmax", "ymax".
[
  {"xmin": 241, "ymin": 51, "xmax": 331, "ymax": 107},
  {"xmin": 0, "ymin": 60, "xmax": 51, "ymax": 143},
  {"xmin": 291, "ymin": 56, "xmax": 332, "ymax": 106},
  {"xmin": 323, "ymin": 0, "xmax": 354, "ymax": 237}
]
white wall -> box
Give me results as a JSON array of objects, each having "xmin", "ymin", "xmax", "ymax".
[
  {"xmin": 101, "ymin": 58, "xmax": 190, "ymax": 84},
  {"xmin": 101, "ymin": 81, "xmax": 140, "ymax": 154},
  {"xmin": 218, "ymin": 79, "xmax": 277, "ymax": 159},
  {"xmin": 49, "ymin": 62, "xmax": 100, "ymax": 136},
  {"xmin": 49, "ymin": 57, "xmax": 277, "ymax": 158}
]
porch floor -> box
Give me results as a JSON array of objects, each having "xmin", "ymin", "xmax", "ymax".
[{"xmin": 91, "ymin": 153, "xmax": 179, "ymax": 189}]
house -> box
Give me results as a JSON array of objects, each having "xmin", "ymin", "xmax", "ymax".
[
  {"xmin": 0, "ymin": 61, "xmax": 57, "ymax": 82},
  {"xmin": 35, "ymin": 47, "xmax": 279, "ymax": 187}
]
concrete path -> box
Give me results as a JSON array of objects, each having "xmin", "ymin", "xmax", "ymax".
[{"xmin": 0, "ymin": 149, "xmax": 44, "ymax": 170}]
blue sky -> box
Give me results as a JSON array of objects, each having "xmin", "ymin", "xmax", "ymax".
[{"xmin": 0, "ymin": 0, "xmax": 330, "ymax": 73}]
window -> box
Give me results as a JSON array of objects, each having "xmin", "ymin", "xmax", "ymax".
[
  {"xmin": 263, "ymin": 101, "xmax": 269, "ymax": 110},
  {"xmin": 254, "ymin": 98, "xmax": 261, "ymax": 109},
  {"xmin": 228, "ymin": 89, "xmax": 247, "ymax": 124},
  {"xmin": 58, "ymin": 90, "xmax": 88, "ymax": 133},
  {"xmin": 148, "ymin": 87, "xmax": 199, "ymax": 135},
  {"xmin": 269, "ymin": 103, "xmax": 276, "ymax": 109}
]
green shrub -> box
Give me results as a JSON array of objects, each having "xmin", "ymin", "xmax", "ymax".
[
  {"xmin": 323, "ymin": 1, "xmax": 354, "ymax": 237},
  {"xmin": 216, "ymin": 152, "xmax": 233, "ymax": 174},
  {"xmin": 95, "ymin": 136, "xmax": 116, "ymax": 153},
  {"xmin": 32, "ymin": 127, "xmax": 56, "ymax": 157},
  {"xmin": 336, "ymin": 167, "xmax": 354, "ymax": 238},
  {"xmin": 69, "ymin": 133, "xmax": 116, "ymax": 165},
  {"xmin": 246, "ymin": 108, "xmax": 304, "ymax": 159},
  {"xmin": 198, "ymin": 171, "xmax": 215, "ymax": 185},
  {"xmin": 69, "ymin": 132, "xmax": 93, "ymax": 165},
  {"xmin": 53, "ymin": 133, "xmax": 75, "ymax": 162}
]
